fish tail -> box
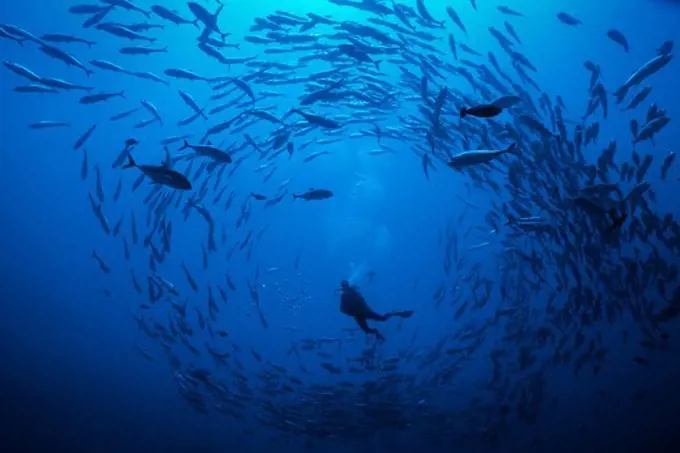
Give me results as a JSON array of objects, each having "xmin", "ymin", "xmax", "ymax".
[
  {"xmin": 191, "ymin": 20, "xmax": 199, "ymax": 29},
  {"xmin": 123, "ymin": 154, "xmax": 136, "ymax": 169},
  {"xmin": 459, "ymin": 108, "xmax": 467, "ymax": 118},
  {"xmin": 374, "ymin": 60, "xmax": 381, "ymax": 70},
  {"xmin": 119, "ymin": 91, "xmax": 126, "ymax": 99},
  {"xmin": 179, "ymin": 140, "xmax": 190, "ymax": 151},
  {"xmin": 85, "ymin": 68, "xmax": 94, "ymax": 78},
  {"xmin": 505, "ymin": 143, "xmax": 518, "ymax": 154}
]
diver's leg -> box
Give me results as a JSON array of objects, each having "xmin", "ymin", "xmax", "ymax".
[
  {"xmin": 371, "ymin": 310, "xmax": 414, "ymax": 320},
  {"xmin": 364, "ymin": 310, "xmax": 389, "ymax": 322},
  {"xmin": 388, "ymin": 310, "xmax": 414, "ymax": 319},
  {"xmin": 355, "ymin": 317, "xmax": 385, "ymax": 340}
]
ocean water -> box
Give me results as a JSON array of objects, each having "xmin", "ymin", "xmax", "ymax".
[{"xmin": 1, "ymin": 1, "xmax": 679, "ymax": 452}]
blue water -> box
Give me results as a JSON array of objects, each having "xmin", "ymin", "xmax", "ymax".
[{"xmin": 1, "ymin": 0, "xmax": 679, "ymax": 452}]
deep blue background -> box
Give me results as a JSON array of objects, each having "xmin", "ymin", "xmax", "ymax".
[{"xmin": 1, "ymin": 0, "xmax": 680, "ymax": 452}]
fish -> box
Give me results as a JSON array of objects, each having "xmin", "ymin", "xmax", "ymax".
[
  {"xmin": 96, "ymin": 22, "xmax": 156, "ymax": 42},
  {"xmin": 447, "ymin": 143, "xmax": 517, "ymax": 169},
  {"xmin": 290, "ymin": 109, "xmax": 341, "ymax": 129},
  {"xmin": 122, "ymin": 154, "xmax": 192, "ymax": 190},
  {"xmin": 4, "ymin": 61, "xmax": 42, "ymax": 83},
  {"xmin": 13, "ymin": 84, "xmax": 59, "ymax": 94},
  {"xmin": 151, "ymin": 5, "xmax": 198, "ymax": 27},
  {"xmin": 497, "ymin": 6, "xmax": 525, "ymax": 17},
  {"xmin": 39, "ymin": 45, "xmax": 94, "ymax": 76},
  {"xmin": 119, "ymin": 45, "xmax": 167, "ymax": 55},
  {"xmin": 179, "ymin": 141, "xmax": 232, "ymax": 163},
  {"xmin": 660, "ymin": 151, "xmax": 676, "ymax": 180},
  {"xmin": 41, "ymin": 33, "xmax": 96, "ymax": 47},
  {"xmin": 607, "ymin": 29, "xmax": 629, "ymax": 52},
  {"xmin": 614, "ymin": 53, "xmax": 673, "ymax": 103},
  {"xmin": 73, "ymin": 124, "xmax": 97, "ymax": 150},
  {"xmin": 188, "ymin": 1, "xmax": 227, "ymax": 39},
  {"xmin": 445, "ymin": 7, "xmax": 467, "ymax": 36},
  {"xmin": 79, "ymin": 91, "xmax": 125, "ymax": 104},
  {"xmin": 557, "ymin": 13, "xmax": 582, "ymax": 26},
  {"xmin": 338, "ymin": 44, "xmax": 381, "ymax": 69},
  {"xmin": 303, "ymin": 151, "xmax": 329, "ymax": 162},
  {"xmin": 292, "ymin": 189, "xmax": 334, "ymax": 201},
  {"xmin": 100, "ymin": 0, "xmax": 150, "ymax": 18},
  {"xmin": 461, "ymin": 104, "xmax": 503, "ymax": 118},
  {"xmin": 28, "ymin": 121, "xmax": 70, "ymax": 129}
]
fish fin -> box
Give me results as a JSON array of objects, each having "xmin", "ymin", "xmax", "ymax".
[{"xmin": 123, "ymin": 155, "xmax": 136, "ymax": 169}]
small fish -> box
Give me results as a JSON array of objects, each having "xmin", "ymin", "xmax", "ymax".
[
  {"xmin": 4, "ymin": 61, "xmax": 42, "ymax": 83},
  {"xmin": 73, "ymin": 124, "xmax": 97, "ymax": 150},
  {"xmin": 110, "ymin": 107, "xmax": 140, "ymax": 121},
  {"xmin": 504, "ymin": 21, "xmax": 521, "ymax": 45},
  {"xmin": 119, "ymin": 45, "xmax": 167, "ymax": 55},
  {"xmin": 79, "ymin": 91, "xmax": 125, "ymax": 104},
  {"xmin": 92, "ymin": 250, "xmax": 110, "ymax": 273},
  {"xmin": 29, "ymin": 121, "xmax": 70, "ymax": 129},
  {"xmin": 80, "ymin": 149, "xmax": 89, "ymax": 180},
  {"xmin": 557, "ymin": 12, "xmax": 582, "ymax": 26},
  {"xmin": 39, "ymin": 44, "xmax": 94, "ymax": 76},
  {"xmin": 0, "ymin": 26, "xmax": 26, "ymax": 45},
  {"xmin": 13, "ymin": 84, "xmax": 58, "ymax": 94},
  {"xmin": 497, "ymin": 6, "xmax": 525, "ymax": 17},
  {"xmin": 290, "ymin": 109, "xmax": 341, "ymax": 129},
  {"xmin": 607, "ymin": 29, "xmax": 629, "ymax": 52},
  {"xmin": 303, "ymin": 151, "xmax": 329, "ymax": 162},
  {"xmin": 660, "ymin": 151, "xmax": 675, "ymax": 180},
  {"xmin": 292, "ymin": 189, "xmax": 333, "ymax": 201},
  {"xmin": 41, "ymin": 33, "xmax": 96, "ymax": 47}
]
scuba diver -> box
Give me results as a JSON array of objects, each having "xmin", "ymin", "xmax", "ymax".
[{"xmin": 339, "ymin": 280, "xmax": 414, "ymax": 341}]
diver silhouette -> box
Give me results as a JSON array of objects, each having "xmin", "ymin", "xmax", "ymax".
[{"xmin": 339, "ymin": 280, "xmax": 414, "ymax": 341}]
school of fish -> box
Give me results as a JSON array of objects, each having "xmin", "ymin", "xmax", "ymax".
[{"xmin": 2, "ymin": 0, "xmax": 679, "ymax": 450}]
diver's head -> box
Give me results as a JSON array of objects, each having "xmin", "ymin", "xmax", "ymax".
[{"xmin": 340, "ymin": 280, "xmax": 350, "ymax": 290}]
